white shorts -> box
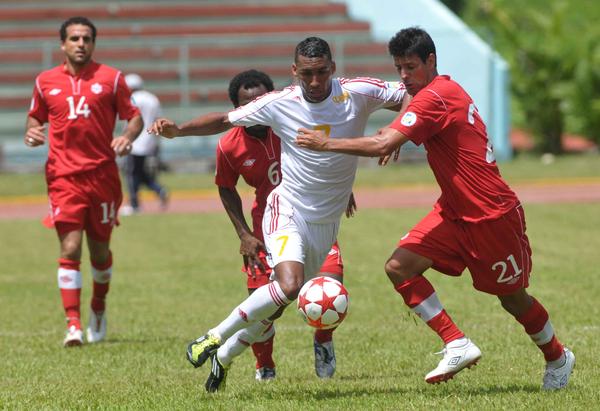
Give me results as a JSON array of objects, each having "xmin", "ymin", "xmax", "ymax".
[{"xmin": 262, "ymin": 190, "xmax": 339, "ymax": 280}]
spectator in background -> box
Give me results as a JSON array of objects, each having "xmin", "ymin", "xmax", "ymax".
[
  {"xmin": 24, "ymin": 16, "xmax": 142, "ymax": 347},
  {"xmin": 121, "ymin": 73, "xmax": 168, "ymax": 215}
]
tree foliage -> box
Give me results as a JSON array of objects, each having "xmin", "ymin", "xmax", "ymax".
[{"xmin": 465, "ymin": 0, "xmax": 600, "ymax": 152}]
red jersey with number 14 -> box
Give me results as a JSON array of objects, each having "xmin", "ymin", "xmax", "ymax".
[
  {"xmin": 390, "ymin": 75, "xmax": 518, "ymax": 222},
  {"xmin": 215, "ymin": 127, "xmax": 280, "ymax": 242},
  {"xmin": 28, "ymin": 61, "xmax": 139, "ymax": 180}
]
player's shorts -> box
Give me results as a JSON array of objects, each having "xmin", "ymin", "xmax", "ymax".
[
  {"xmin": 46, "ymin": 162, "xmax": 122, "ymax": 242},
  {"xmin": 243, "ymin": 241, "xmax": 344, "ymax": 289},
  {"xmin": 262, "ymin": 191, "xmax": 340, "ymax": 280},
  {"xmin": 398, "ymin": 204, "xmax": 532, "ymax": 295}
]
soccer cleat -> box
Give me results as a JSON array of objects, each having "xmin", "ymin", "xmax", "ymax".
[
  {"xmin": 542, "ymin": 348, "xmax": 575, "ymax": 390},
  {"xmin": 186, "ymin": 333, "xmax": 221, "ymax": 368},
  {"xmin": 255, "ymin": 367, "xmax": 276, "ymax": 381},
  {"xmin": 205, "ymin": 355, "xmax": 229, "ymax": 393},
  {"xmin": 63, "ymin": 325, "xmax": 83, "ymax": 347},
  {"xmin": 425, "ymin": 338, "xmax": 482, "ymax": 384},
  {"xmin": 314, "ymin": 340, "xmax": 336, "ymax": 378},
  {"xmin": 86, "ymin": 310, "xmax": 107, "ymax": 343}
]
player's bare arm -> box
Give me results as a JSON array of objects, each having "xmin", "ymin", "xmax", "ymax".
[
  {"xmin": 24, "ymin": 116, "xmax": 46, "ymax": 147},
  {"xmin": 149, "ymin": 112, "xmax": 232, "ymax": 138},
  {"xmin": 296, "ymin": 126, "xmax": 410, "ymax": 158},
  {"xmin": 112, "ymin": 114, "xmax": 143, "ymax": 156},
  {"xmin": 218, "ymin": 186, "xmax": 267, "ymax": 278}
]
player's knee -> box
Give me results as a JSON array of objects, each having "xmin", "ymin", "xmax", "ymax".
[
  {"xmin": 384, "ymin": 257, "xmax": 411, "ymax": 284},
  {"xmin": 60, "ymin": 240, "xmax": 82, "ymax": 261},
  {"xmin": 278, "ymin": 278, "xmax": 303, "ymax": 300}
]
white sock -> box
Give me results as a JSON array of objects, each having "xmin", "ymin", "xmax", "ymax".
[
  {"xmin": 211, "ymin": 281, "xmax": 289, "ymax": 341},
  {"xmin": 217, "ymin": 320, "xmax": 273, "ymax": 366}
]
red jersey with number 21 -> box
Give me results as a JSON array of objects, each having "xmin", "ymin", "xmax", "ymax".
[
  {"xmin": 28, "ymin": 61, "xmax": 139, "ymax": 180},
  {"xmin": 390, "ymin": 75, "xmax": 518, "ymax": 222},
  {"xmin": 215, "ymin": 126, "xmax": 281, "ymax": 242}
]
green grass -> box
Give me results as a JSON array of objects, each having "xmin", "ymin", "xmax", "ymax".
[
  {"xmin": 1, "ymin": 203, "xmax": 599, "ymax": 409},
  {"xmin": 1, "ymin": 153, "xmax": 599, "ymax": 198}
]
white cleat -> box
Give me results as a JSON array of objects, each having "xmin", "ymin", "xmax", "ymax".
[
  {"xmin": 425, "ymin": 338, "xmax": 481, "ymax": 384},
  {"xmin": 86, "ymin": 310, "xmax": 107, "ymax": 343},
  {"xmin": 542, "ymin": 348, "xmax": 575, "ymax": 390},
  {"xmin": 63, "ymin": 325, "xmax": 83, "ymax": 347},
  {"xmin": 255, "ymin": 367, "xmax": 276, "ymax": 381}
]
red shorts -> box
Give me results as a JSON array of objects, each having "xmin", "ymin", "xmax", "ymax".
[
  {"xmin": 46, "ymin": 163, "xmax": 122, "ymax": 242},
  {"xmin": 244, "ymin": 241, "xmax": 344, "ymax": 289},
  {"xmin": 399, "ymin": 204, "xmax": 532, "ymax": 295}
]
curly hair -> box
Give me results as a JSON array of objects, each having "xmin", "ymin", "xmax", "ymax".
[{"xmin": 228, "ymin": 69, "xmax": 275, "ymax": 107}]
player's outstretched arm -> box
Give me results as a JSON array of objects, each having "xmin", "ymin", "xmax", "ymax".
[
  {"xmin": 24, "ymin": 116, "xmax": 46, "ymax": 148},
  {"xmin": 149, "ymin": 112, "xmax": 232, "ymax": 138},
  {"xmin": 218, "ymin": 186, "xmax": 267, "ymax": 278},
  {"xmin": 296, "ymin": 126, "xmax": 410, "ymax": 158}
]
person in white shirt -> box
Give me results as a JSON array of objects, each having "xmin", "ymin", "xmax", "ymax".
[
  {"xmin": 123, "ymin": 73, "xmax": 168, "ymax": 214},
  {"xmin": 149, "ymin": 37, "xmax": 409, "ymax": 392}
]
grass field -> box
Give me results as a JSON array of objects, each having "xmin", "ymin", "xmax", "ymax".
[{"xmin": 1, "ymin": 198, "xmax": 599, "ymax": 409}]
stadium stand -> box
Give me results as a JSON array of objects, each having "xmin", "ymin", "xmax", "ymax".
[{"xmin": 0, "ymin": 0, "xmax": 400, "ymax": 170}]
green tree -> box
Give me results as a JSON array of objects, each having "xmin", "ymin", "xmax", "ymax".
[{"xmin": 473, "ymin": 1, "xmax": 576, "ymax": 153}]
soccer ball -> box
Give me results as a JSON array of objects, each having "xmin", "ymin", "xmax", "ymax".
[{"xmin": 297, "ymin": 276, "xmax": 349, "ymax": 329}]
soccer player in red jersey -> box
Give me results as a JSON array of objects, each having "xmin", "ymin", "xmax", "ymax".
[
  {"xmin": 24, "ymin": 17, "xmax": 142, "ymax": 347},
  {"xmin": 296, "ymin": 27, "xmax": 574, "ymax": 390},
  {"xmin": 215, "ymin": 69, "xmax": 350, "ymax": 381}
]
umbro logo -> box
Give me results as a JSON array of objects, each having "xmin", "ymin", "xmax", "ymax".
[
  {"xmin": 447, "ymin": 356, "xmax": 462, "ymax": 366},
  {"xmin": 49, "ymin": 88, "xmax": 62, "ymax": 96},
  {"xmin": 243, "ymin": 159, "xmax": 256, "ymax": 167}
]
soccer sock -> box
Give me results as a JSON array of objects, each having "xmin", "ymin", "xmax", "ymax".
[
  {"xmin": 251, "ymin": 322, "xmax": 276, "ymax": 369},
  {"xmin": 516, "ymin": 297, "xmax": 564, "ymax": 363},
  {"xmin": 90, "ymin": 252, "xmax": 112, "ymax": 314},
  {"xmin": 218, "ymin": 320, "xmax": 274, "ymax": 367},
  {"xmin": 395, "ymin": 275, "xmax": 465, "ymax": 344},
  {"xmin": 314, "ymin": 327, "xmax": 336, "ymax": 344},
  {"xmin": 211, "ymin": 281, "xmax": 290, "ymax": 341},
  {"xmin": 57, "ymin": 258, "xmax": 82, "ymax": 329}
]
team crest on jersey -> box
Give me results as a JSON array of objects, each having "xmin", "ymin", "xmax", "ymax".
[
  {"xmin": 332, "ymin": 91, "xmax": 350, "ymax": 104},
  {"xmin": 49, "ymin": 88, "xmax": 62, "ymax": 96},
  {"xmin": 400, "ymin": 111, "xmax": 417, "ymax": 127},
  {"xmin": 243, "ymin": 159, "xmax": 256, "ymax": 167},
  {"xmin": 91, "ymin": 83, "xmax": 103, "ymax": 94}
]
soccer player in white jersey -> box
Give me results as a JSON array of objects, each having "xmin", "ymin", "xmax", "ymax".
[{"xmin": 150, "ymin": 37, "xmax": 409, "ymax": 392}]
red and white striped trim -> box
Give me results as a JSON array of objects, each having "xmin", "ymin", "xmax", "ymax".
[{"xmin": 268, "ymin": 282, "xmax": 287, "ymax": 307}]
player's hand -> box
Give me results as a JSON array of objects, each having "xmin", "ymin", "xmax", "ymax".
[
  {"xmin": 378, "ymin": 128, "xmax": 401, "ymax": 165},
  {"xmin": 240, "ymin": 234, "xmax": 267, "ymax": 280},
  {"xmin": 24, "ymin": 125, "xmax": 46, "ymax": 147},
  {"xmin": 149, "ymin": 118, "xmax": 180, "ymax": 139},
  {"xmin": 112, "ymin": 135, "xmax": 133, "ymax": 156},
  {"xmin": 345, "ymin": 192, "xmax": 357, "ymax": 218},
  {"xmin": 295, "ymin": 127, "xmax": 328, "ymax": 151}
]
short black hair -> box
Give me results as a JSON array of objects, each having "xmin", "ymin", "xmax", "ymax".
[
  {"xmin": 60, "ymin": 16, "xmax": 97, "ymax": 42},
  {"xmin": 228, "ymin": 69, "xmax": 274, "ymax": 107},
  {"xmin": 388, "ymin": 27, "xmax": 436, "ymax": 63},
  {"xmin": 294, "ymin": 37, "xmax": 332, "ymax": 62}
]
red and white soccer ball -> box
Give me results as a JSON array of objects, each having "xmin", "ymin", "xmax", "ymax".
[{"xmin": 297, "ymin": 276, "xmax": 349, "ymax": 329}]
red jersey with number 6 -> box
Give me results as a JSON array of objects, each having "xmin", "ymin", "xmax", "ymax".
[
  {"xmin": 389, "ymin": 75, "xmax": 518, "ymax": 222},
  {"xmin": 215, "ymin": 127, "xmax": 281, "ymax": 242},
  {"xmin": 28, "ymin": 61, "xmax": 139, "ymax": 180}
]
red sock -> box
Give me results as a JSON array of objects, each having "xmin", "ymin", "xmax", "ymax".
[
  {"xmin": 91, "ymin": 253, "xmax": 112, "ymax": 313},
  {"xmin": 314, "ymin": 327, "xmax": 335, "ymax": 344},
  {"xmin": 58, "ymin": 258, "xmax": 81, "ymax": 329},
  {"xmin": 516, "ymin": 297, "xmax": 564, "ymax": 362},
  {"xmin": 395, "ymin": 275, "xmax": 464, "ymax": 344},
  {"xmin": 252, "ymin": 333, "xmax": 275, "ymax": 369}
]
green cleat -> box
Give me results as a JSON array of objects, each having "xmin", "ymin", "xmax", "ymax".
[
  {"xmin": 205, "ymin": 355, "xmax": 229, "ymax": 393},
  {"xmin": 186, "ymin": 333, "xmax": 221, "ymax": 368}
]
